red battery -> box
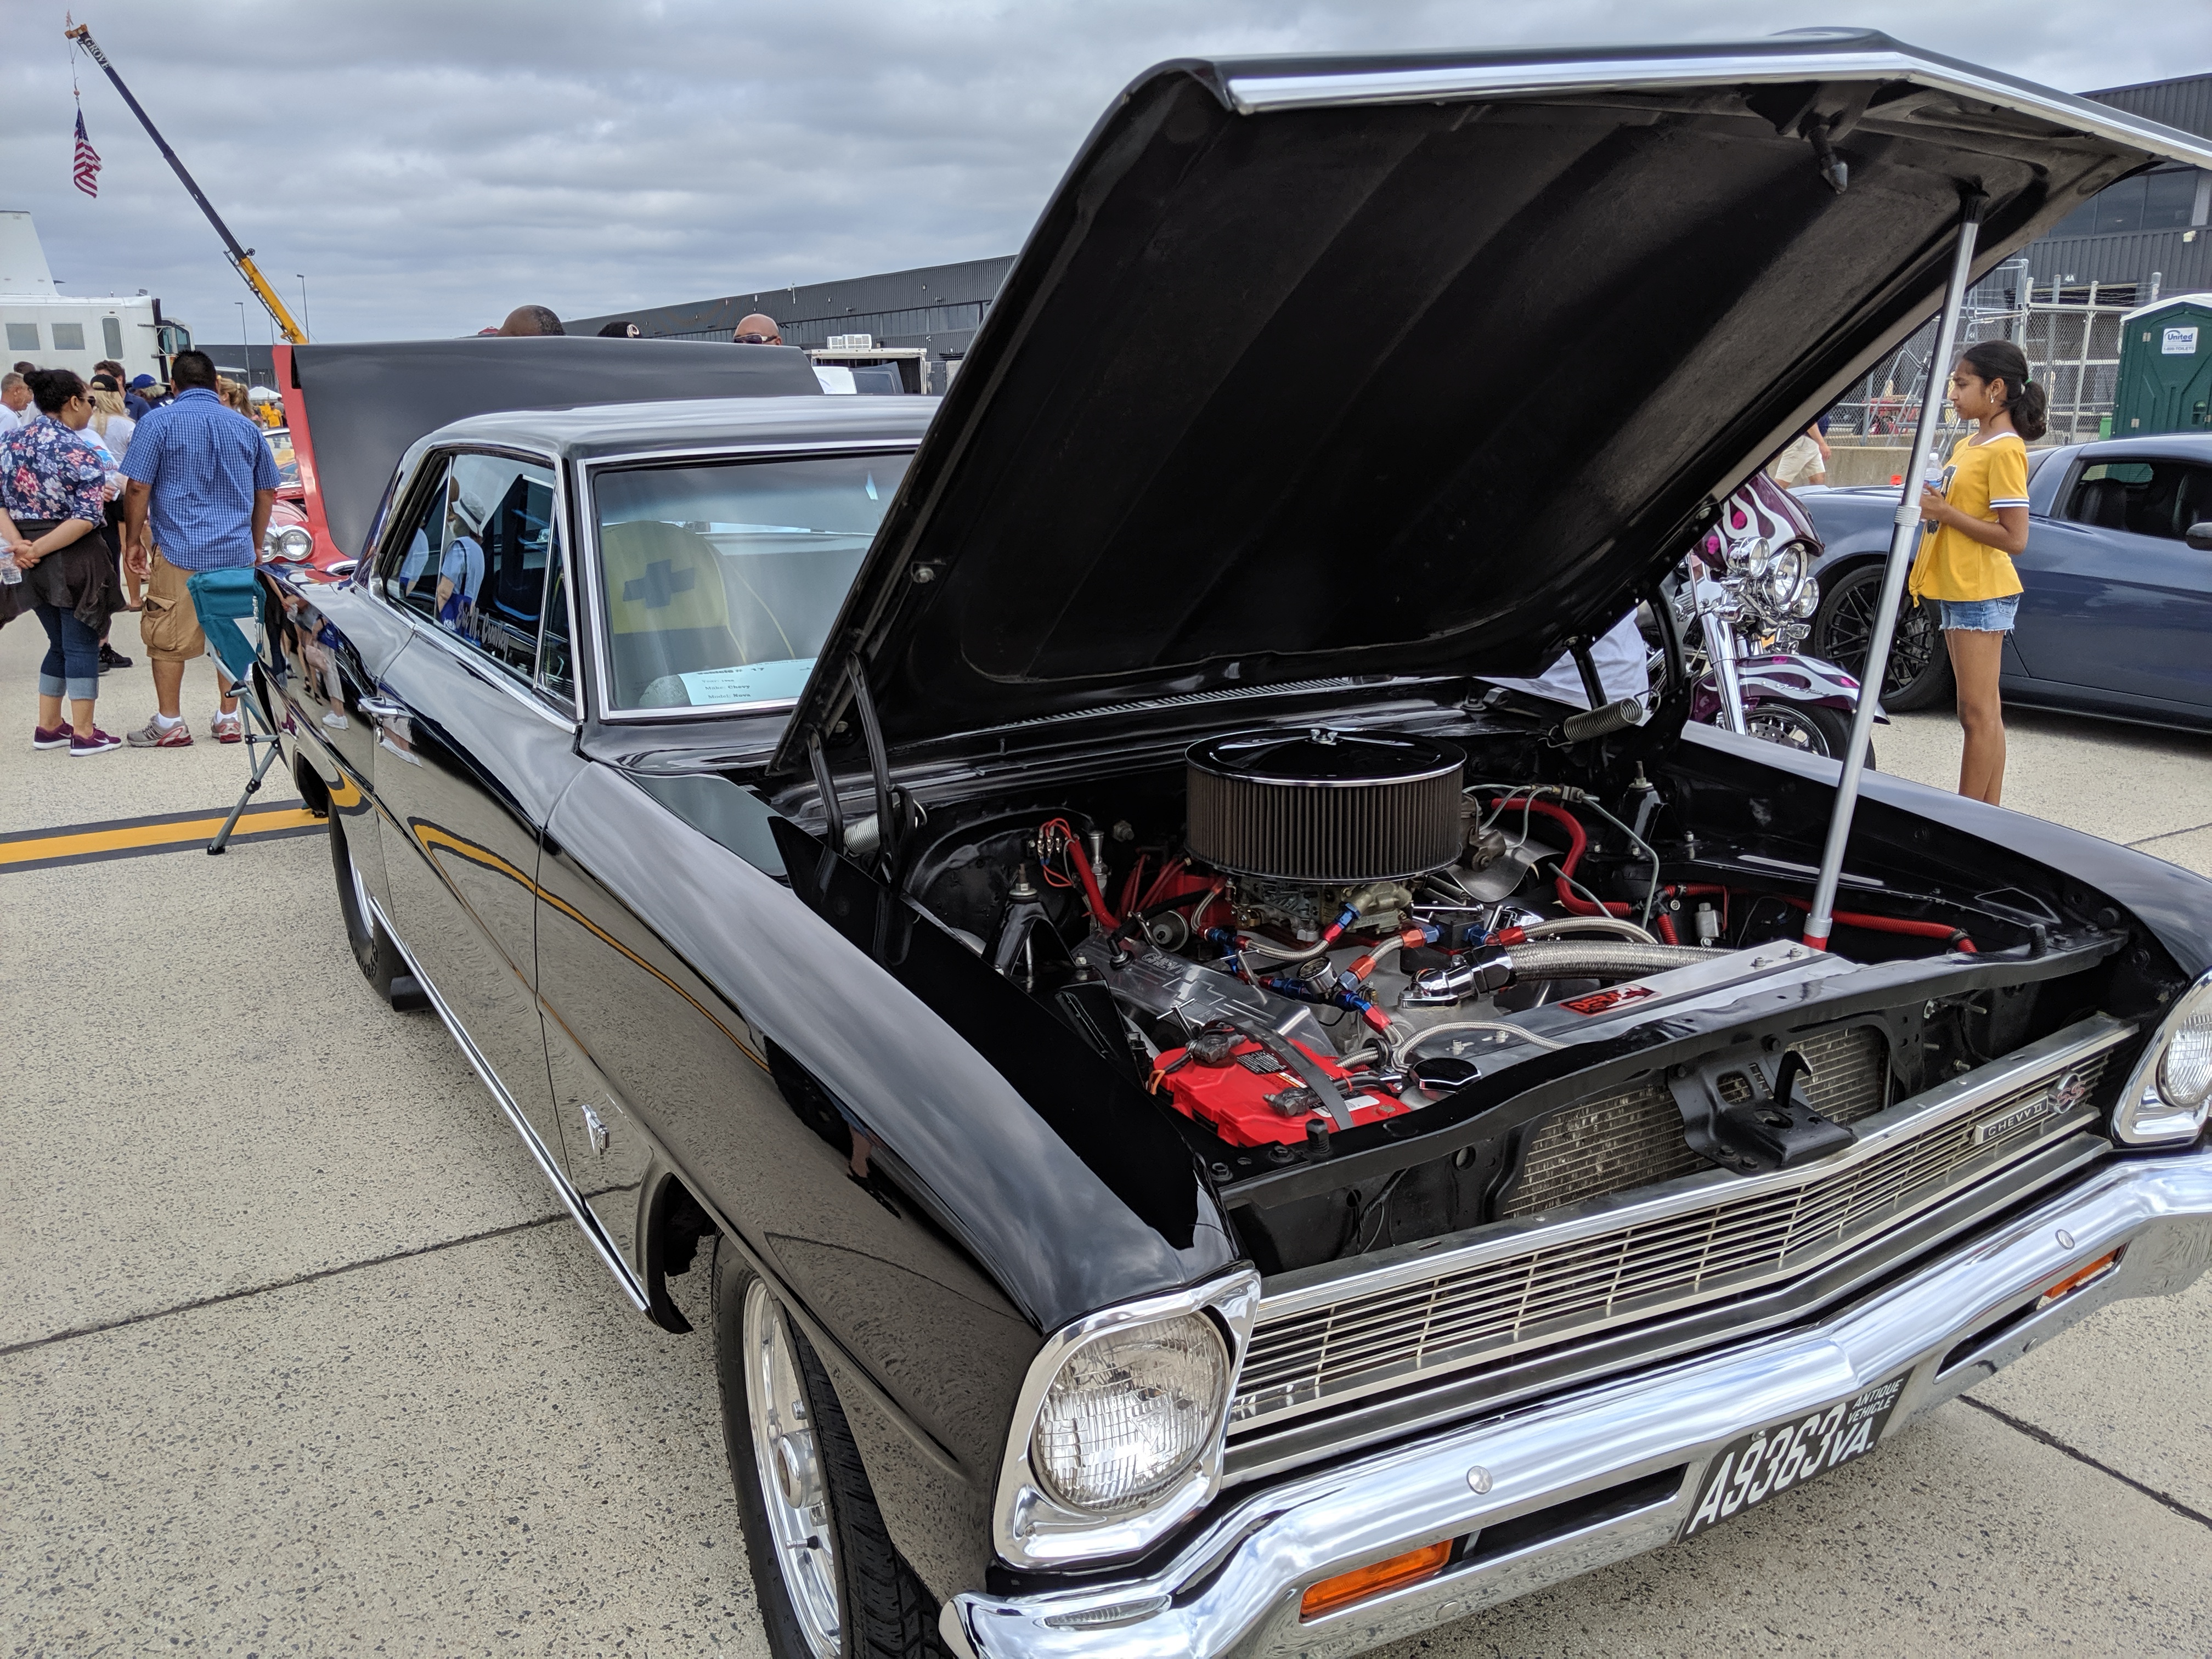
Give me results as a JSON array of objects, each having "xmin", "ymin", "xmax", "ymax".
[{"xmin": 1154, "ymin": 1036, "xmax": 1400, "ymax": 1146}]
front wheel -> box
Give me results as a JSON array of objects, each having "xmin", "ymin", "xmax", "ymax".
[
  {"xmin": 1813, "ymin": 563, "xmax": 1953, "ymax": 710},
  {"xmin": 1743, "ymin": 701, "xmax": 1877, "ymax": 769},
  {"xmin": 713, "ymin": 1240, "xmax": 945, "ymax": 1659}
]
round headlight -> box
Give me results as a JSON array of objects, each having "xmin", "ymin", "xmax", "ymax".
[
  {"xmin": 1030, "ymin": 1313, "xmax": 1228, "ymax": 1514},
  {"xmin": 1727, "ymin": 536, "xmax": 1770, "ymax": 575},
  {"xmin": 276, "ymin": 526, "xmax": 314, "ymax": 561},
  {"xmin": 2157, "ymin": 994, "xmax": 2212, "ymax": 1110},
  {"xmin": 1759, "ymin": 542, "xmax": 1809, "ymax": 608}
]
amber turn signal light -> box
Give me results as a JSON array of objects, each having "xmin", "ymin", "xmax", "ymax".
[
  {"xmin": 2038, "ymin": 1248, "xmax": 2121, "ymax": 1307},
  {"xmin": 1299, "ymin": 1538, "xmax": 1453, "ymax": 1621}
]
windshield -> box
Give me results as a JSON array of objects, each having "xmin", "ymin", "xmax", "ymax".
[{"xmin": 593, "ymin": 452, "xmax": 909, "ymax": 712}]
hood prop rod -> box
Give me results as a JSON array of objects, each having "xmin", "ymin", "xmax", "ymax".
[
  {"xmin": 1803, "ymin": 190, "xmax": 1987, "ymax": 953},
  {"xmin": 847, "ymin": 658, "xmax": 902, "ymax": 873},
  {"xmin": 806, "ymin": 729, "xmax": 846, "ymax": 853}
]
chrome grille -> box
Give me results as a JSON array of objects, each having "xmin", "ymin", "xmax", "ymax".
[
  {"xmin": 1497, "ymin": 1084, "xmax": 1702, "ymax": 1218},
  {"xmin": 1495, "ymin": 1023, "xmax": 1890, "ymax": 1218},
  {"xmin": 1231, "ymin": 1024, "xmax": 2123, "ymax": 1433}
]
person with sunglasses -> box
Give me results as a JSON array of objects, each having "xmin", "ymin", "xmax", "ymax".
[{"xmin": 731, "ymin": 314, "xmax": 783, "ymax": 346}]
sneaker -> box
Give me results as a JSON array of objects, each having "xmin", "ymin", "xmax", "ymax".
[
  {"xmin": 212, "ymin": 710, "xmax": 244, "ymax": 744},
  {"xmin": 70, "ymin": 727, "xmax": 122, "ymax": 757},
  {"xmin": 98, "ymin": 642, "xmax": 133, "ymax": 672},
  {"xmin": 33, "ymin": 723, "xmax": 74, "ymax": 750},
  {"xmin": 125, "ymin": 717, "xmax": 193, "ymax": 748}
]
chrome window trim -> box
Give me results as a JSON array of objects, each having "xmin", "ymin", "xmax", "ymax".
[
  {"xmin": 993, "ymin": 1267, "xmax": 1260, "ymax": 1571},
  {"xmin": 1220, "ymin": 48, "xmax": 2212, "ymax": 171},
  {"xmin": 574, "ymin": 441, "xmax": 919, "ymax": 727},
  {"xmin": 366, "ymin": 441, "xmax": 580, "ymax": 731},
  {"xmin": 531, "ymin": 455, "xmax": 586, "ymax": 724},
  {"xmin": 1234, "ymin": 1015, "xmax": 2135, "ymax": 1436}
]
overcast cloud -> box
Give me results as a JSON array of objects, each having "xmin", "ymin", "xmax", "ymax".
[{"xmin": 6, "ymin": 0, "xmax": 2209, "ymax": 344}]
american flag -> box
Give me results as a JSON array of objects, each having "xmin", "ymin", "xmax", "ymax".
[{"xmin": 72, "ymin": 109, "xmax": 102, "ymax": 198}]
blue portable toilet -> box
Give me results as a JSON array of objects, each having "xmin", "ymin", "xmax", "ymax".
[{"xmin": 2114, "ymin": 294, "xmax": 2212, "ymax": 436}]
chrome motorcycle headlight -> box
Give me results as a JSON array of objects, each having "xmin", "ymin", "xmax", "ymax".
[
  {"xmin": 1726, "ymin": 535, "xmax": 1770, "ymax": 576},
  {"xmin": 996, "ymin": 1271, "xmax": 1259, "ymax": 1568},
  {"xmin": 1757, "ymin": 542, "xmax": 1809, "ymax": 612},
  {"xmin": 2116, "ymin": 970, "xmax": 2212, "ymax": 1143},
  {"xmin": 1031, "ymin": 1313, "xmax": 1227, "ymax": 1513}
]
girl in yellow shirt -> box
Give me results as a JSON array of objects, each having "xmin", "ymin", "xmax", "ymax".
[{"xmin": 1909, "ymin": 339, "xmax": 2047, "ymax": 806}]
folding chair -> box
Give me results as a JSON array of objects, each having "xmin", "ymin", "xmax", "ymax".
[{"xmin": 187, "ymin": 566, "xmax": 287, "ymax": 855}]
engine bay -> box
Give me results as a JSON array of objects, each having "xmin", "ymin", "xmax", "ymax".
[{"xmin": 880, "ymin": 714, "xmax": 2145, "ymax": 1274}]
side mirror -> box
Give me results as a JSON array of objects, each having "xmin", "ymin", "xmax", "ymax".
[{"xmin": 2188, "ymin": 522, "xmax": 2212, "ymax": 552}]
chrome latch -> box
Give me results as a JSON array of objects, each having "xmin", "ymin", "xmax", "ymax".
[{"xmin": 581, "ymin": 1102, "xmax": 610, "ymax": 1155}]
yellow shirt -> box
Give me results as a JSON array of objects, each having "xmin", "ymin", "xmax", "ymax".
[{"xmin": 1909, "ymin": 432, "xmax": 2028, "ymax": 601}]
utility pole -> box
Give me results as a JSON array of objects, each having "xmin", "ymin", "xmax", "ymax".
[{"xmin": 66, "ymin": 22, "xmax": 309, "ymax": 345}]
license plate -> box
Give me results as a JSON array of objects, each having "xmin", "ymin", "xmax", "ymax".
[{"xmin": 1678, "ymin": 1370, "xmax": 1911, "ymax": 1541}]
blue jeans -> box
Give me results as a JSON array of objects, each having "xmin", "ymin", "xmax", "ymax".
[
  {"xmin": 1937, "ymin": 596, "xmax": 2018, "ymax": 633},
  {"xmin": 33, "ymin": 600, "xmax": 101, "ymax": 703}
]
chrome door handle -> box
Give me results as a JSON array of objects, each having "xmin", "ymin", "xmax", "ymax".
[{"xmin": 357, "ymin": 695, "xmax": 407, "ymax": 721}]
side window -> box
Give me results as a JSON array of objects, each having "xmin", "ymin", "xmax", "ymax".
[
  {"xmin": 381, "ymin": 452, "xmax": 557, "ymax": 679},
  {"xmin": 536, "ymin": 535, "xmax": 575, "ymax": 707},
  {"xmin": 2064, "ymin": 459, "xmax": 2212, "ymax": 541}
]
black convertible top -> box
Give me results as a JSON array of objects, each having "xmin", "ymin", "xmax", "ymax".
[{"xmin": 285, "ymin": 336, "xmax": 821, "ymax": 560}]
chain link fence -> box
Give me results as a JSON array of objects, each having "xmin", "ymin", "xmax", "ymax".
[{"xmin": 1826, "ymin": 259, "xmax": 2140, "ymax": 449}]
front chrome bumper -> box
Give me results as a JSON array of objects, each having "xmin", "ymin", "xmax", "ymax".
[{"xmin": 944, "ymin": 1147, "xmax": 2212, "ymax": 1659}]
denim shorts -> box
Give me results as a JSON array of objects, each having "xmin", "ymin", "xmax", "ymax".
[{"xmin": 1936, "ymin": 596, "xmax": 2018, "ymax": 633}]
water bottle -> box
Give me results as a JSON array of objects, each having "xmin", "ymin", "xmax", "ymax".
[{"xmin": 0, "ymin": 551, "xmax": 21, "ymax": 586}]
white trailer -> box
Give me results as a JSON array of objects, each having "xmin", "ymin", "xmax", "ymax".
[{"xmin": 1, "ymin": 210, "xmax": 187, "ymax": 383}]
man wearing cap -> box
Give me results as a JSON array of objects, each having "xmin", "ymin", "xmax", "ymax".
[
  {"xmin": 126, "ymin": 374, "xmax": 160, "ymax": 417},
  {"xmin": 118, "ymin": 349, "xmax": 277, "ymax": 747}
]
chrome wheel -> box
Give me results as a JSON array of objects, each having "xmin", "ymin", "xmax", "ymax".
[{"xmin": 743, "ymin": 1280, "xmax": 842, "ymax": 1659}]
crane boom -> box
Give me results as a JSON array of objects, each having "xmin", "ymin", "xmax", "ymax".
[{"xmin": 67, "ymin": 22, "xmax": 309, "ymax": 346}]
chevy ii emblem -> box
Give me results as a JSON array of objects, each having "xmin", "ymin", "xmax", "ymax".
[{"xmin": 1972, "ymin": 1070, "xmax": 2088, "ymax": 1146}]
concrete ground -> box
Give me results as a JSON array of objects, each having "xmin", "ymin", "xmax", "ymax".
[{"xmin": 4, "ymin": 613, "xmax": 2209, "ymax": 1658}]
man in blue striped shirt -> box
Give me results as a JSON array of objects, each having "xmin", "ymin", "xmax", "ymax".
[{"xmin": 120, "ymin": 350, "xmax": 276, "ymax": 747}]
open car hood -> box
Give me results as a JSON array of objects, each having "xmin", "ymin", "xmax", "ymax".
[
  {"xmin": 776, "ymin": 31, "xmax": 2212, "ymax": 771},
  {"xmin": 278, "ymin": 336, "xmax": 820, "ymax": 563}
]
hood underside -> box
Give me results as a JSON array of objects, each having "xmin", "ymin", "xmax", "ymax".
[{"xmin": 776, "ymin": 32, "xmax": 2212, "ymax": 772}]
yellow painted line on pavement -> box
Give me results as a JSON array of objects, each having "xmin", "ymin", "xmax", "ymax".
[{"xmin": 0, "ymin": 806, "xmax": 323, "ymax": 870}]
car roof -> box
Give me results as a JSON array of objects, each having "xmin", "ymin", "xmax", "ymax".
[
  {"xmin": 2073, "ymin": 432, "xmax": 2212, "ymax": 461},
  {"xmin": 420, "ymin": 394, "xmax": 938, "ymax": 466}
]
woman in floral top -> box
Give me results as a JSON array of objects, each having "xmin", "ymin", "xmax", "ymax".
[{"xmin": 0, "ymin": 368, "xmax": 125, "ymax": 754}]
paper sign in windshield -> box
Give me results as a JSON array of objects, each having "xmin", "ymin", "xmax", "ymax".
[{"xmin": 677, "ymin": 659, "xmax": 814, "ymax": 706}]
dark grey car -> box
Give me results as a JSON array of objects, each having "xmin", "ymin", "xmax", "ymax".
[{"xmin": 1799, "ymin": 436, "xmax": 2212, "ymax": 727}]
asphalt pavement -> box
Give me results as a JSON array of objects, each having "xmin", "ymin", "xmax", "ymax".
[{"xmin": 4, "ymin": 613, "xmax": 2209, "ymax": 1658}]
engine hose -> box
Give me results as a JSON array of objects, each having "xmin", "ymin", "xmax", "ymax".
[
  {"xmin": 1482, "ymin": 794, "xmax": 1637, "ymax": 923},
  {"xmin": 1768, "ymin": 893, "xmax": 1977, "ymax": 953},
  {"xmin": 1392, "ymin": 1019, "xmax": 1568, "ymax": 1063},
  {"xmin": 1504, "ymin": 940, "xmax": 1723, "ymax": 980},
  {"xmin": 1519, "ymin": 916, "xmax": 1659, "ymax": 946}
]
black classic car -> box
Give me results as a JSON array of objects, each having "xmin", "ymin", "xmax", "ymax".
[
  {"xmin": 255, "ymin": 37, "xmax": 2212, "ymax": 1659},
  {"xmin": 1804, "ymin": 433, "xmax": 2212, "ymax": 724}
]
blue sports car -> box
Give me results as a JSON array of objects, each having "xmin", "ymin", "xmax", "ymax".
[{"xmin": 1801, "ymin": 433, "xmax": 2212, "ymax": 729}]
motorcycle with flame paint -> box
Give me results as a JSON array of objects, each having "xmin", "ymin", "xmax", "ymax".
[{"xmin": 1653, "ymin": 473, "xmax": 1882, "ymax": 766}]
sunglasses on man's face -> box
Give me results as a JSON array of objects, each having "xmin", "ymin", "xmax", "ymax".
[{"xmin": 733, "ymin": 333, "xmax": 779, "ymax": 345}]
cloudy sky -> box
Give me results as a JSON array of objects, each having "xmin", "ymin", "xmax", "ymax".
[{"xmin": 6, "ymin": 0, "xmax": 2209, "ymax": 345}]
